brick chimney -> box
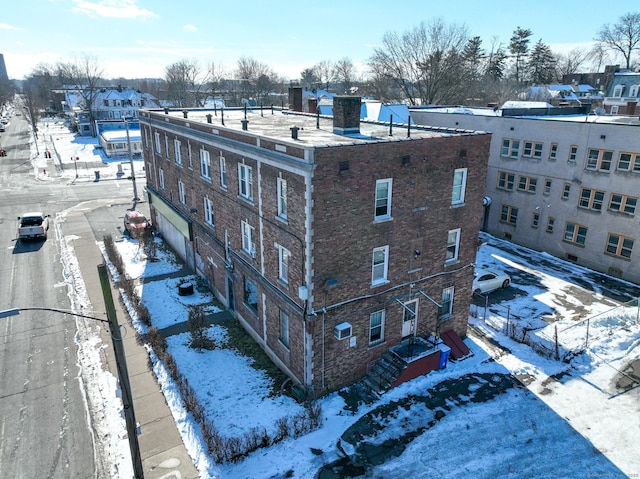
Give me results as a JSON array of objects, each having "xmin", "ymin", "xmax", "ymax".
[
  {"xmin": 288, "ymin": 86, "xmax": 303, "ymax": 112},
  {"xmin": 308, "ymin": 97, "xmax": 318, "ymax": 114},
  {"xmin": 333, "ymin": 96, "xmax": 361, "ymax": 135}
]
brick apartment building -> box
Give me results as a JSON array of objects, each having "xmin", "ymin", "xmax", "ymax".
[{"xmin": 139, "ymin": 93, "xmax": 490, "ymax": 393}]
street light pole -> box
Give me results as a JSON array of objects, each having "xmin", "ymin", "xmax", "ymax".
[{"xmin": 123, "ymin": 117, "xmax": 140, "ymax": 202}]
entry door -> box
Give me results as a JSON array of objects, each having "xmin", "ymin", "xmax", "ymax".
[{"xmin": 402, "ymin": 299, "xmax": 418, "ymax": 337}]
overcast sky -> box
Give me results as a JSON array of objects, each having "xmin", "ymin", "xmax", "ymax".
[{"xmin": 0, "ymin": 0, "xmax": 635, "ymax": 81}]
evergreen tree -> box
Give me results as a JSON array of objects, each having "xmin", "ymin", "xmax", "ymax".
[
  {"xmin": 509, "ymin": 27, "xmax": 533, "ymax": 83},
  {"xmin": 528, "ymin": 40, "xmax": 557, "ymax": 84}
]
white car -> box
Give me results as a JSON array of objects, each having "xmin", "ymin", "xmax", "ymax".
[{"xmin": 473, "ymin": 268, "xmax": 511, "ymax": 295}]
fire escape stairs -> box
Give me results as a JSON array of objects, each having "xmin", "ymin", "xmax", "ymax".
[{"xmin": 361, "ymin": 351, "xmax": 407, "ymax": 396}]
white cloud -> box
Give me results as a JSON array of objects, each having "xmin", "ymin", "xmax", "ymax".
[
  {"xmin": 184, "ymin": 24, "xmax": 197, "ymax": 31},
  {"xmin": 0, "ymin": 23, "xmax": 18, "ymax": 30},
  {"xmin": 72, "ymin": 0, "xmax": 157, "ymax": 19}
]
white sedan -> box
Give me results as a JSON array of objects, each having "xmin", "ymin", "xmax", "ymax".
[{"xmin": 473, "ymin": 268, "xmax": 511, "ymax": 295}]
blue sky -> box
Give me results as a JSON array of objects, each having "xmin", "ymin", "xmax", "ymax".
[{"xmin": 0, "ymin": 0, "xmax": 636, "ymax": 80}]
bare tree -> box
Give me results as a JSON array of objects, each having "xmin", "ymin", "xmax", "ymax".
[
  {"xmin": 165, "ymin": 59, "xmax": 210, "ymax": 108},
  {"xmin": 589, "ymin": 43, "xmax": 613, "ymax": 72},
  {"xmin": 234, "ymin": 57, "xmax": 279, "ymax": 106},
  {"xmin": 555, "ymin": 48, "xmax": 589, "ymax": 79},
  {"xmin": 368, "ymin": 19, "xmax": 470, "ymax": 105},
  {"xmin": 333, "ymin": 57, "xmax": 356, "ymax": 94},
  {"xmin": 205, "ymin": 61, "xmax": 227, "ymax": 106},
  {"xmin": 596, "ymin": 12, "xmax": 640, "ymax": 70},
  {"xmin": 312, "ymin": 60, "xmax": 335, "ymax": 90}
]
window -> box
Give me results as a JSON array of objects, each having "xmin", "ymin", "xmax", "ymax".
[
  {"xmin": 369, "ymin": 311, "xmax": 385, "ymax": 346},
  {"xmin": 446, "ymin": 228, "xmax": 460, "ymax": 263},
  {"xmin": 241, "ymin": 221, "xmax": 255, "ymax": 256},
  {"xmin": 549, "ymin": 143, "xmax": 558, "ymax": 161},
  {"xmin": 517, "ymin": 175, "xmax": 537, "ymax": 193},
  {"xmin": 606, "ymin": 233, "xmax": 634, "ymax": 259},
  {"xmin": 154, "ymin": 132, "xmax": 161, "ymax": 155},
  {"xmin": 585, "ymin": 148, "xmax": 613, "ymax": 172},
  {"xmin": 439, "ymin": 287, "xmax": 454, "ymax": 318},
  {"xmin": 501, "ymin": 139, "xmax": 520, "ymax": 158},
  {"xmin": 178, "ymin": 180, "xmax": 186, "ymax": 204},
  {"xmin": 609, "ymin": 194, "xmax": 637, "ymax": 215},
  {"xmin": 204, "ymin": 198, "xmax": 214, "ymax": 226},
  {"xmin": 630, "ymin": 85, "xmax": 639, "ymax": 97},
  {"xmin": 564, "ymin": 222, "xmax": 587, "ymax": 245},
  {"xmin": 165, "ymin": 135, "xmax": 170, "ymax": 158},
  {"xmin": 500, "ymin": 205, "xmax": 518, "ymax": 225},
  {"xmin": 546, "ymin": 217, "xmax": 555, "ymax": 233},
  {"xmin": 278, "ymin": 177, "xmax": 288, "ymax": 219},
  {"xmin": 613, "ymin": 85, "xmax": 624, "ymax": 97},
  {"xmin": 611, "ymin": 105, "xmax": 619, "ymax": 114},
  {"xmin": 617, "ymin": 152, "xmax": 640, "ymax": 172},
  {"xmin": 371, "ymin": 246, "xmax": 389, "ymax": 285},
  {"xmin": 200, "ymin": 149, "xmax": 211, "ymax": 179},
  {"xmin": 562, "ymin": 182, "xmax": 571, "ymax": 200},
  {"xmin": 451, "ymin": 168, "xmax": 467, "ymax": 205},
  {"xmin": 239, "ymin": 163, "xmax": 253, "ymax": 200},
  {"xmin": 243, "ymin": 278, "xmax": 258, "ymax": 313},
  {"xmin": 158, "ymin": 168, "xmax": 165, "ymax": 189},
  {"xmin": 278, "ymin": 246, "xmax": 290, "ymax": 284},
  {"xmin": 188, "ymin": 142, "xmax": 193, "ymax": 168},
  {"xmin": 543, "ymin": 178, "xmax": 552, "ymax": 195},
  {"xmin": 219, "ymin": 154, "xmax": 227, "ymax": 188},
  {"xmin": 174, "ymin": 139, "xmax": 182, "ymax": 165},
  {"xmin": 279, "ymin": 310, "xmax": 289, "ymax": 348},
  {"xmin": 374, "ymin": 179, "xmax": 392, "ymax": 220},
  {"xmin": 532, "ymin": 212, "xmax": 540, "ymax": 228},
  {"xmin": 523, "ymin": 141, "xmax": 543, "ymax": 159},
  {"xmin": 568, "ymin": 145, "xmax": 578, "ymax": 163},
  {"xmin": 579, "ymin": 188, "xmax": 605, "ymax": 211},
  {"xmin": 496, "ymin": 171, "xmax": 515, "ymax": 191}
]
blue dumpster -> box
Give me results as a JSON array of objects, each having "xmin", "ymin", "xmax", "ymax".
[{"xmin": 438, "ymin": 345, "xmax": 451, "ymax": 369}]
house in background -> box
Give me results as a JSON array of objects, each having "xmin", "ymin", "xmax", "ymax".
[
  {"xmin": 139, "ymin": 93, "xmax": 490, "ymax": 394},
  {"xmin": 411, "ymin": 105, "xmax": 640, "ymax": 283},
  {"xmin": 604, "ymin": 71, "xmax": 640, "ymax": 115},
  {"xmin": 95, "ymin": 120, "xmax": 142, "ymax": 159}
]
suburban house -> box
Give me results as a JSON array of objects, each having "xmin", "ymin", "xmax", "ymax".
[
  {"xmin": 603, "ymin": 71, "xmax": 640, "ymax": 115},
  {"xmin": 138, "ymin": 91, "xmax": 490, "ymax": 394},
  {"xmin": 95, "ymin": 120, "xmax": 142, "ymax": 159},
  {"xmin": 411, "ymin": 104, "xmax": 640, "ymax": 284}
]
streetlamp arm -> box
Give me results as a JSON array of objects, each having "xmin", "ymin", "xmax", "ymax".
[{"xmin": 0, "ymin": 307, "xmax": 109, "ymax": 323}]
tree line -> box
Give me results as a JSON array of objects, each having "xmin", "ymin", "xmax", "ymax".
[{"xmin": 16, "ymin": 11, "xmax": 640, "ymax": 115}]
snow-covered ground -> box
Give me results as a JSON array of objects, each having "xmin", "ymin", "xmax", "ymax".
[{"xmin": 42, "ymin": 117, "xmax": 640, "ymax": 478}]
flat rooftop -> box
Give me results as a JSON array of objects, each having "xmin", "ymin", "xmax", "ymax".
[{"xmin": 142, "ymin": 107, "xmax": 489, "ymax": 148}]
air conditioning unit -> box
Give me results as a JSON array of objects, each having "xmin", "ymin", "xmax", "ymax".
[{"xmin": 334, "ymin": 322, "xmax": 352, "ymax": 340}]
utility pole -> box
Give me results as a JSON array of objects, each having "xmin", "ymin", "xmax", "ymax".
[
  {"xmin": 97, "ymin": 264, "xmax": 144, "ymax": 478},
  {"xmin": 123, "ymin": 117, "xmax": 140, "ymax": 201}
]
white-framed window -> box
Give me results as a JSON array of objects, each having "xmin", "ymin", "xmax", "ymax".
[
  {"xmin": 613, "ymin": 85, "xmax": 624, "ymax": 97},
  {"xmin": 219, "ymin": 154, "xmax": 227, "ymax": 188},
  {"xmin": 568, "ymin": 145, "xmax": 578, "ymax": 163},
  {"xmin": 158, "ymin": 168, "xmax": 165, "ymax": 189},
  {"xmin": 617, "ymin": 152, "xmax": 640, "ymax": 172},
  {"xmin": 585, "ymin": 148, "xmax": 613, "ymax": 172},
  {"xmin": 496, "ymin": 171, "xmax": 515, "ymax": 191},
  {"xmin": 374, "ymin": 178, "xmax": 392, "ymax": 220},
  {"xmin": 239, "ymin": 163, "xmax": 253, "ymax": 200},
  {"xmin": 610, "ymin": 105, "xmax": 619, "ymax": 114},
  {"xmin": 200, "ymin": 149, "xmax": 211, "ymax": 179},
  {"xmin": 277, "ymin": 177, "xmax": 288, "ymax": 219},
  {"xmin": 154, "ymin": 132, "xmax": 161, "ymax": 155},
  {"xmin": 564, "ymin": 222, "xmax": 588, "ymax": 246},
  {"xmin": 609, "ymin": 193, "xmax": 637, "ymax": 215},
  {"xmin": 371, "ymin": 245, "xmax": 389, "ymax": 285},
  {"xmin": 165, "ymin": 135, "xmax": 170, "ymax": 158},
  {"xmin": 446, "ymin": 228, "xmax": 461, "ymax": 263},
  {"xmin": 522, "ymin": 141, "xmax": 543, "ymax": 159},
  {"xmin": 606, "ymin": 233, "xmax": 634, "ymax": 259},
  {"xmin": 630, "ymin": 85, "xmax": 639, "ymax": 97},
  {"xmin": 501, "ymin": 138, "xmax": 520, "ymax": 158},
  {"xmin": 204, "ymin": 197, "xmax": 214, "ymax": 226},
  {"xmin": 243, "ymin": 277, "xmax": 258, "ymax": 313},
  {"xmin": 279, "ymin": 309, "xmax": 289, "ymax": 348},
  {"xmin": 278, "ymin": 246, "xmax": 290, "ymax": 284},
  {"xmin": 549, "ymin": 143, "xmax": 558, "ymax": 160},
  {"xmin": 439, "ymin": 286, "xmax": 454, "ymax": 318},
  {"xmin": 174, "ymin": 139, "xmax": 182, "ymax": 165},
  {"xmin": 178, "ymin": 180, "xmax": 186, "ymax": 204},
  {"xmin": 188, "ymin": 142, "xmax": 193, "ymax": 168},
  {"xmin": 451, "ymin": 168, "xmax": 467, "ymax": 206},
  {"xmin": 369, "ymin": 310, "xmax": 385, "ymax": 346},
  {"xmin": 241, "ymin": 220, "xmax": 255, "ymax": 256}
]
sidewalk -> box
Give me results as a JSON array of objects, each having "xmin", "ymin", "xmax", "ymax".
[{"xmin": 69, "ymin": 213, "xmax": 201, "ymax": 478}]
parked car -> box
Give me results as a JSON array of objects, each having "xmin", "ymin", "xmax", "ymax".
[
  {"xmin": 17, "ymin": 212, "xmax": 50, "ymax": 240},
  {"xmin": 473, "ymin": 268, "xmax": 511, "ymax": 295},
  {"xmin": 123, "ymin": 210, "xmax": 150, "ymax": 238}
]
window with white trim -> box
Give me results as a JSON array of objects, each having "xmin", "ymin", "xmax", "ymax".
[
  {"xmin": 277, "ymin": 177, "xmax": 288, "ymax": 219},
  {"xmin": 579, "ymin": 188, "xmax": 605, "ymax": 211},
  {"xmin": 154, "ymin": 132, "xmax": 161, "ymax": 155},
  {"xmin": 522, "ymin": 141, "xmax": 543, "ymax": 159},
  {"xmin": 606, "ymin": 233, "xmax": 634, "ymax": 259},
  {"xmin": 517, "ymin": 175, "xmax": 537, "ymax": 193},
  {"xmin": 241, "ymin": 220, "xmax": 255, "ymax": 256},
  {"xmin": 239, "ymin": 163, "xmax": 253, "ymax": 200},
  {"xmin": 549, "ymin": 143, "xmax": 558, "ymax": 160},
  {"xmin": 617, "ymin": 152, "xmax": 640, "ymax": 172},
  {"xmin": 609, "ymin": 193, "xmax": 637, "ymax": 215},
  {"xmin": 613, "ymin": 85, "xmax": 624, "ymax": 97},
  {"xmin": 174, "ymin": 139, "xmax": 182, "ymax": 165},
  {"xmin": 200, "ymin": 149, "xmax": 211, "ymax": 179},
  {"xmin": 568, "ymin": 145, "xmax": 578, "ymax": 163},
  {"xmin": 204, "ymin": 198, "xmax": 214, "ymax": 226},
  {"xmin": 278, "ymin": 246, "xmax": 290, "ymax": 284},
  {"xmin": 630, "ymin": 85, "xmax": 639, "ymax": 97},
  {"xmin": 188, "ymin": 142, "xmax": 193, "ymax": 168},
  {"xmin": 243, "ymin": 278, "xmax": 258, "ymax": 313},
  {"xmin": 500, "ymin": 205, "xmax": 518, "ymax": 225},
  {"xmin": 446, "ymin": 228, "xmax": 460, "ymax": 263},
  {"xmin": 374, "ymin": 178, "xmax": 392, "ymax": 220},
  {"xmin": 532, "ymin": 212, "xmax": 540, "ymax": 228},
  {"xmin": 451, "ymin": 168, "xmax": 467, "ymax": 205},
  {"xmin": 369, "ymin": 310, "xmax": 385, "ymax": 346},
  {"xmin": 439, "ymin": 287, "xmax": 454, "ymax": 318},
  {"xmin": 165, "ymin": 135, "xmax": 170, "ymax": 158},
  {"xmin": 279, "ymin": 309, "xmax": 289, "ymax": 348},
  {"xmin": 564, "ymin": 222, "xmax": 587, "ymax": 245},
  {"xmin": 501, "ymin": 138, "xmax": 520, "ymax": 158},
  {"xmin": 585, "ymin": 148, "xmax": 612, "ymax": 172},
  {"xmin": 178, "ymin": 180, "xmax": 186, "ymax": 204},
  {"xmin": 371, "ymin": 246, "xmax": 389, "ymax": 285},
  {"xmin": 219, "ymin": 154, "xmax": 227, "ymax": 188},
  {"xmin": 496, "ymin": 171, "xmax": 515, "ymax": 191},
  {"xmin": 158, "ymin": 168, "xmax": 165, "ymax": 189}
]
